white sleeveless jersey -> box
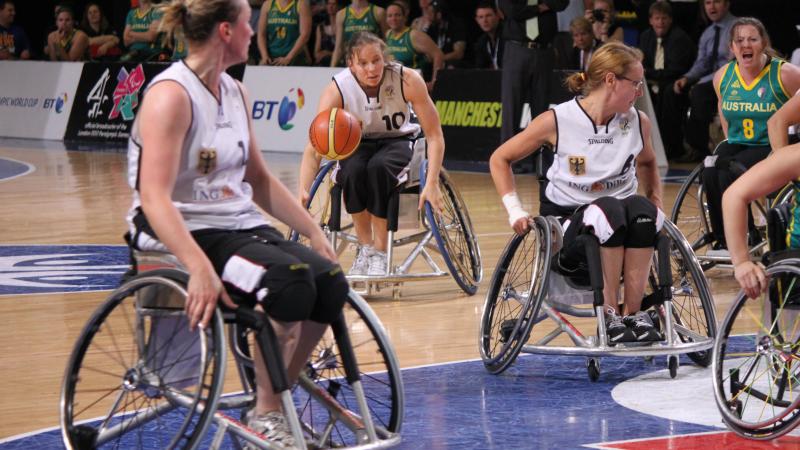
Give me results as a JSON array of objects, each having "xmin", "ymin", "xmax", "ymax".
[
  {"xmin": 333, "ymin": 63, "xmax": 420, "ymax": 139},
  {"xmin": 127, "ymin": 61, "xmax": 267, "ymax": 248},
  {"xmin": 545, "ymin": 98, "xmax": 643, "ymax": 208}
]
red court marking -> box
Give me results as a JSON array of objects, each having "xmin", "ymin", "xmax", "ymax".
[{"xmin": 594, "ymin": 431, "xmax": 800, "ymax": 450}]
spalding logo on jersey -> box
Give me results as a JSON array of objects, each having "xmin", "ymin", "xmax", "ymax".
[
  {"xmin": 569, "ymin": 156, "xmax": 586, "ymax": 176},
  {"xmin": 198, "ymin": 148, "xmax": 217, "ymax": 174}
]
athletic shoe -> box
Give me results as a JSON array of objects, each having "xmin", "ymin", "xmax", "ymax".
[
  {"xmin": 349, "ymin": 245, "xmax": 373, "ymax": 275},
  {"xmin": 624, "ymin": 310, "xmax": 663, "ymax": 342},
  {"xmin": 367, "ymin": 250, "xmax": 388, "ymax": 276},
  {"xmin": 604, "ymin": 307, "xmax": 636, "ymax": 345},
  {"xmin": 244, "ymin": 410, "xmax": 298, "ymax": 449}
]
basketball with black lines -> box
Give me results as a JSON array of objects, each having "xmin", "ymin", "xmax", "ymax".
[{"xmin": 309, "ymin": 107, "xmax": 362, "ymax": 160}]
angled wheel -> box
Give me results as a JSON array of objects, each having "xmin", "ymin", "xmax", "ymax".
[
  {"xmin": 479, "ymin": 216, "xmax": 551, "ymax": 374},
  {"xmin": 670, "ymin": 164, "xmax": 716, "ymax": 270},
  {"xmin": 422, "ymin": 162, "xmax": 483, "ymax": 295},
  {"xmin": 295, "ymin": 290, "xmax": 404, "ymax": 446},
  {"xmin": 656, "ymin": 220, "xmax": 717, "ymax": 366},
  {"xmin": 712, "ymin": 262, "xmax": 800, "ymax": 440},
  {"xmin": 60, "ymin": 270, "xmax": 226, "ymax": 450}
]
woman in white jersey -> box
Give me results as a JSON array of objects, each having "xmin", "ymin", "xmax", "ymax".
[
  {"xmin": 490, "ymin": 42, "xmax": 665, "ymax": 345},
  {"xmin": 128, "ymin": 0, "xmax": 346, "ymax": 447},
  {"xmin": 299, "ymin": 31, "xmax": 445, "ymax": 276}
]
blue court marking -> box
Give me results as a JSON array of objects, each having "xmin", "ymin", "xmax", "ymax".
[
  {"xmin": 0, "ymin": 245, "xmax": 129, "ymax": 296},
  {"xmin": 0, "ymin": 157, "xmax": 34, "ymax": 182}
]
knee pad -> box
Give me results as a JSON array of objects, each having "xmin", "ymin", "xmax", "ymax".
[
  {"xmin": 260, "ymin": 263, "xmax": 316, "ymax": 322},
  {"xmin": 309, "ymin": 266, "xmax": 349, "ymax": 324},
  {"xmin": 624, "ymin": 215, "xmax": 658, "ymax": 248}
]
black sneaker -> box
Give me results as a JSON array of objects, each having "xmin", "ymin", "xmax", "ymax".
[
  {"xmin": 624, "ymin": 311, "xmax": 663, "ymax": 342},
  {"xmin": 605, "ymin": 308, "xmax": 636, "ymax": 345}
]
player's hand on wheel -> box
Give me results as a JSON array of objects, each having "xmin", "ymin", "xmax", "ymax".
[
  {"xmin": 186, "ymin": 262, "xmax": 236, "ymax": 330},
  {"xmin": 734, "ymin": 261, "xmax": 768, "ymax": 299},
  {"xmin": 419, "ymin": 183, "xmax": 443, "ymax": 213},
  {"xmin": 511, "ymin": 216, "xmax": 531, "ymax": 235}
]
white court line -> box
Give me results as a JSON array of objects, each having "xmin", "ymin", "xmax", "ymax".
[{"xmin": 0, "ymin": 156, "xmax": 35, "ymax": 183}]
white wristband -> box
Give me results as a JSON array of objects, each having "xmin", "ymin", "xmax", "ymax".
[{"xmin": 502, "ymin": 192, "xmax": 529, "ymax": 227}]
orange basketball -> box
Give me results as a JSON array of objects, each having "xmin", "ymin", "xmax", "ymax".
[{"xmin": 309, "ymin": 107, "xmax": 362, "ymax": 160}]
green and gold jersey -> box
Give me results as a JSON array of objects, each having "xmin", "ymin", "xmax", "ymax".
[
  {"xmin": 267, "ymin": 0, "xmax": 300, "ymax": 59},
  {"xmin": 342, "ymin": 4, "xmax": 380, "ymax": 46},
  {"xmin": 386, "ymin": 28, "xmax": 418, "ymax": 68}
]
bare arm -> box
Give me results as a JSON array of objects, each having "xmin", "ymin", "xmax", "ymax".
[
  {"xmin": 66, "ymin": 31, "xmax": 89, "ymax": 61},
  {"xmin": 125, "ymin": 19, "xmax": 162, "ymax": 45},
  {"xmin": 410, "ymin": 30, "xmax": 443, "ymax": 86},
  {"xmin": 238, "ymin": 81, "xmax": 337, "ymax": 261},
  {"xmin": 635, "ymin": 112, "xmax": 663, "ymax": 210},
  {"xmin": 299, "ymin": 82, "xmax": 344, "ymax": 203},
  {"xmin": 257, "ymin": 0, "xmax": 271, "ymax": 64},
  {"xmin": 443, "ymin": 40, "xmax": 466, "ymax": 64},
  {"xmin": 329, "ymin": 9, "xmax": 345, "ymax": 67},
  {"xmin": 489, "ymin": 109, "xmax": 557, "ymax": 233},
  {"xmin": 374, "ymin": 6, "xmax": 388, "ymax": 35},
  {"xmin": 404, "ymin": 68, "xmax": 444, "ymax": 211},
  {"xmin": 713, "ymin": 67, "xmax": 728, "ymax": 138},
  {"xmin": 137, "ymin": 81, "xmax": 235, "ymax": 329},
  {"xmin": 723, "ymin": 145, "xmax": 800, "ymax": 297}
]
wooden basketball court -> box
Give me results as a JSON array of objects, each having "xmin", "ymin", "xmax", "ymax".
[{"xmin": 0, "ymin": 141, "xmax": 746, "ymax": 441}]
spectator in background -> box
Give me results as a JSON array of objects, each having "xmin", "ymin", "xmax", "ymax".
[
  {"xmin": 122, "ymin": 0, "xmax": 165, "ymax": 61},
  {"xmin": 586, "ymin": 0, "xmax": 623, "ymax": 44},
  {"xmin": 330, "ymin": 1, "xmax": 386, "ymax": 67},
  {"xmin": 473, "ymin": 1, "xmax": 504, "ymax": 69},
  {"xmin": 385, "ymin": 1, "xmax": 443, "ymax": 89},
  {"xmin": 257, "ymin": 0, "xmax": 311, "ymax": 66},
  {"xmin": 248, "ymin": 0, "xmax": 265, "ymax": 63},
  {"xmin": 671, "ymin": 0, "xmax": 736, "ymax": 162},
  {"xmin": 564, "ymin": 16, "xmax": 598, "ymax": 71},
  {"xmin": 417, "ymin": 0, "xmax": 466, "ymax": 68},
  {"xmin": 81, "ymin": 3, "xmax": 121, "ymax": 61},
  {"xmin": 46, "ymin": 6, "xmax": 89, "ymax": 61},
  {"xmin": 498, "ymin": 0, "xmax": 568, "ymax": 144},
  {"xmin": 314, "ymin": 0, "xmax": 338, "ymax": 66},
  {"xmin": 0, "ymin": 0, "xmax": 30, "ymax": 60},
  {"xmin": 639, "ymin": 1, "xmax": 695, "ymax": 160}
]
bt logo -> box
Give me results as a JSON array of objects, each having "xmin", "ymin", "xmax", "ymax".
[
  {"xmin": 43, "ymin": 92, "xmax": 68, "ymax": 113},
  {"xmin": 252, "ymin": 87, "xmax": 305, "ymax": 131}
]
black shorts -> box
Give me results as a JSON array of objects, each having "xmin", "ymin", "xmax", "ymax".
[
  {"xmin": 559, "ymin": 195, "xmax": 664, "ymax": 270},
  {"xmin": 335, "ymin": 137, "xmax": 414, "ymax": 218},
  {"xmin": 192, "ymin": 225, "xmax": 347, "ymax": 323}
]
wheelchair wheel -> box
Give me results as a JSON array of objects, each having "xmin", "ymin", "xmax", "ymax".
[
  {"xmin": 479, "ymin": 216, "xmax": 551, "ymax": 374},
  {"xmin": 422, "ymin": 163, "xmax": 482, "ymax": 295},
  {"xmin": 657, "ymin": 221, "xmax": 717, "ymax": 366},
  {"xmin": 712, "ymin": 263, "xmax": 800, "ymax": 439},
  {"xmin": 290, "ymin": 161, "xmax": 353, "ymax": 255},
  {"xmin": 295, "ymin": 290, "xmax": 404, "ymax": 446},
  {"xmin": 60, "ymin": 270, "xmax": 226, "ymax": 450},
  {"xmin": 670, "ymin": 164, "xmax": 716, "ymax": 270}
]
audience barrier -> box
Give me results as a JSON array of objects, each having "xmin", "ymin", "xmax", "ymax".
[{"xmin": 0, "ymin": 62, "xmax": 666, "ymax": 172}]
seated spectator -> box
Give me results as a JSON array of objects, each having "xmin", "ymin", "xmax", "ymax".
[
  {"xmin": 638, "ymin": 1, "xmax": 695, "ymax": 160},
  {"xmin": 565, "ymin": 16, "xmax": 599, "ymax": 71},
  {"xmin": 330, "ymin": 1, "xmax": 387, "ymax": 67},
  {"xmin": 385, "ymin": 1, "xmax": 443, "ymax": 89},
  {"xmin": 81, "ymin": 3, "xmax": 121, "ymax": 61},
  {"xmin": 257, "ymin": 0, "xmax": 312, "ymax": 66},
  {"xmin": 411, "ymin": 0, "xmax": 433, "ymax": 32},
  {"xmin": 0, "ymin": 0, "xmax": 30, "ymax": 60},
  {"xmin": 586, "ymin": 0, "xmax": 623, "ymax": 44},
  {"xmin": 417, "ymin": 0, "xmax": 466, "ymax": 69},
  {"xmin": 122, "ymin": 0, "xmax": 166, "ymax": 61},
  {"xmin": 313, "ymin": 0, "xmax": 338, "ymax": 66},
  {"xmin": 169, "ymin": 28, "xmax": 187, "ymax": 61},
  {"xmin": 671, "ymin": 0, "xmax": 736, "ymax": 162},
  {"xmin": 473, "ymin": 0, "xmax": 503, "ymax": 70},
  {"xmin": 46, "ymin": 6, "xmax": 89, "ymax": 61}
]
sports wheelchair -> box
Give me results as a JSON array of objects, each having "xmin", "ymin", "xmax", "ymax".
[
  {"xmin": 479, "ymin": 148, "xmax": 717, "ymax": 381},
  {"xmin": 712, "ymin": 197, "xmax": 800, "ymax": 440},
  {"xmin": 291, "ymin": 137, "xmax": 482, "ymax": 299},
  {"xmin": 670, "ymin": 140, "xmax": 793, "ymax": 271},
  {"xmin": 60, "ymin": 249, "xmax": 403, "ymax": 449}
]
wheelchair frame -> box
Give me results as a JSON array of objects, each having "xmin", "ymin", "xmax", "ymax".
[
  {"xmin": 292, "ymin": 138, "xmax": 482, "ymax": 299},
  {"xmin": 670, "ymin": 140, "xmax": 793, "ymax": 270},
  {"xmin": 480, "ymin": 215, "xmax": 717, "ymax": 381},
  {"xmin": 60, "ymin": 251, "xmax": 404, "ymax": 450},
  {"xmin": 712, "ymin": 195, "xmax": 800, "ymax": 440}
]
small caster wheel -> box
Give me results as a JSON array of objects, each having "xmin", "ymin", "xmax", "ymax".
[
  {"xmin": 727, "ymin": 399, "xmax": 743, "ymax": 418},
  {"xmin": 587, "ymin": 358, "xmax": 600, "ymax": 382},
  {"xmin": 668, "ymin": 355, "xmax": 679, "ymax": 379}
]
